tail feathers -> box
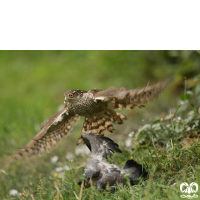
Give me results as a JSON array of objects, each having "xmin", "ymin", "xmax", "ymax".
[
  {"xmin": 122, "ymin": 160, "xmax": 147, "ymax": 185},
  {"xmin": 123, "ymin": 160, "xmax": 140, "ymax": 170}
]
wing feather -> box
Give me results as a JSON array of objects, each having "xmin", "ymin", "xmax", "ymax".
[
  {"xmin": 94, "ymin": 80, "xmax": 170, "ymax": 109},
  {"xmin": 4, "ymin": 106, "xmax": 79, "ymax": 164},
  {"xmin": 81, "ymin": 132, "xmax": 122, "ymax": 157}
]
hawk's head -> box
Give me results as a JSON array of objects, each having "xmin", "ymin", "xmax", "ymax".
[{"xmin": 64, "ymin": 89, "xmax": 87, "ymax": 104}]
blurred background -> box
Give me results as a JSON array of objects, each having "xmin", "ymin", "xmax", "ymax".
[{"xmin": 0, "ymin": 50, "xmax": 200, "ymax": 197}]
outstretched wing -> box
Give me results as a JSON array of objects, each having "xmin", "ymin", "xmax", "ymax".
[
  {"xmin": 4, "ymin": 106, "xmax": 79, "ymax": 164},
  {"xmin": 94, "ymin": 80, "xmax": 170, "ymax": 110}
]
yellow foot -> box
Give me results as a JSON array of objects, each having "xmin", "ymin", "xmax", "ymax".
[
  {"xmin": 113, "ymin": 115, "xmax": 123, "ymax": 124},
  {"xmin": 100, "ymin": 132, "xmax": 104, "ymax": 136},
  {"xmin": 106, "ymin": 108, "xmax": 123, "ymax": 124},
  {"xmin": 80, "ymin": 131, "xmax": 85, "ymax": 135},
  {"xmin": 80, "ymin": 121, "xmax": 92, "ymax": 135}
]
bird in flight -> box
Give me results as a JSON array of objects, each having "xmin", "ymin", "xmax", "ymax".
[{"xmin": 4, "ymin": 80, "xmax": 170, "ymax": 163}]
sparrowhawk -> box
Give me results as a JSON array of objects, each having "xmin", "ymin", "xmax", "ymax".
[{"xmin": 5, "ymin": 80, "xmax": 170, "ymax": 163}]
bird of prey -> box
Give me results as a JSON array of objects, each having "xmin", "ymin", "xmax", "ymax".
[
  {"xmin": 5, "ymin": 80, "xmax": 169, "ymax": 163},
  {"xmin": 79, "ymin": 131, "xmax": 147, "ymax": 191}
]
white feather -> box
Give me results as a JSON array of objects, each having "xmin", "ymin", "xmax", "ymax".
[{"xmin": 95, "ymin": 97, "xmax": 109, "ymax": 102}]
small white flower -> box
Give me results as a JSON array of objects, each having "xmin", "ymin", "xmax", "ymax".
[
  {"xmin": 166, "ymin": 143, "xmax": 170, "ymax": 148},
  {"xmin": 63, "ymin": 165, "xmax": 70, "ymax": 171},
  {"xmin": 171, "ymin": 183, "xmax": 177, "ymax": 187},
  {"xmin": 57, "ymin": 173, "xmax": 64, "ymax": 178},
  {"xmin": 51, "ymin": 156, "xmax": 58, "ymax": 164},
  {"xmin": 128, "ymin": 131, "xmax": 134, "ymax": 137},
  {"xmin": 177, "ymin": 116, "xmax": 181, "ymax": 121},
  {"xmin": 75, "ymin": 145, "xmax": 90, "ymax": 155},
  {"xmin": 125, "ymin": 138, "xmax": 132, "ymax": 147},
  {"xmin": 66, "ymin": 152, "xmax": 74, "ymax": 160},
  {"xmin": 187, "ymin": 127, "xmax": 191, "ymax": 131},
  {"xmin": 9, "ymin": 189, "xmax": 19, "ymax": 196},
  {"xmin": 186, "ymin": 90, "xmax": 193, "ymax": 95},
  {"xmin": 177, "ymin": 100, "xmax": 185, "ymax": 106},
  {"xmin": 142, "ymin": 119, "xmax": 144, "ymax": 121},
  {"xmin": 55, "ymin": 167, "xmax": 63, "ymax": 172}
]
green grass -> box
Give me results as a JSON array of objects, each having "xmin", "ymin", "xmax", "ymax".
[{"xmin": 0, "ymin": 50, "xmax": 200, "ymax": 199}]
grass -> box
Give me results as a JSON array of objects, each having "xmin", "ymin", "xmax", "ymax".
[
  {"xmin": 3, "ymin": 112, "xmax": 200, "ymax": 200},
  {"xmin": 0, "ymin": 51, "xmax": 200, "ymax": 199},
  {"xmin": 23, "ymin": 107, "xmax": 199, "ymax": 200}
]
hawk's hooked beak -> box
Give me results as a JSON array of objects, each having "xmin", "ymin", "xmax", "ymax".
[{"xmin": 64, "ymin": 97, "xmax": 67, "ymax": 104}]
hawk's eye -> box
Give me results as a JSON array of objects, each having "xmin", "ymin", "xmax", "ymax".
[{"xmin": 69, "ymin": 94, "xmax": 74, "ymax": 98}]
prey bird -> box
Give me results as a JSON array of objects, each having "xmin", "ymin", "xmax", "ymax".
[{"xmin": 79, "ymin": 131, "xmax": 147, "ymax": 191}]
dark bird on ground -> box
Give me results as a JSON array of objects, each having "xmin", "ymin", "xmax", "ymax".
[
  {"xmin": 3, "ymin": 80, "xmax": 170, "ymax": 164},
  {"xmin": 79, "ymin": 131, "xmax": 147, "ymax": 191}
]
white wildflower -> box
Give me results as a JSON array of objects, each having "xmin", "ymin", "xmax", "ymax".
[
  {"xmin": 177, "ymin": 100, "xmax": 185, "ymax": 106},
  {"xmin": 57, "ymin": 173, "xmax": 64, "ymax": 178},
  {"xmin": 66, "ymin": 152, "xmax": 74, "ymax": 160},
  {"xmin": 125, "ymin": 138, "xmax": 132, "ymax": 147},
  {"xmin": 177, "ymin": 116, "xmax": 181, "ymax": 121},
  {"xmin": 128, "ymin": 131, "xmax": 134, "ymax": 137},
  {"xmin": 186, "ymin": 91, "xmax": 193, "ymax": 95},
  {"xmin": 51, "ymin": 156, "xmax": 58, "ymax": 164},
  {"xmin": 9, "ymin": 189, "xmax": 19, "ymax": 196},
  {"xmin": 63, "ymin": 165, "xmax": 70, "ymax": 171},
  {"xmin": 187, "ymin": 127, "xmax": 191, "ymax": 131},
  {"xmin": 75, "ymin": 145, "xmax": 90, "ymax": 155},
  {"xmin": 171, "ymin": 183, "xmax": 177, "ymax": 187},
  {"xmin": 166, "ymin": 143, "xmax": 170, "ymax": 149},
  {"xmin": 55, "ymin": 167, "xmax": 63, "ymax": 172}
]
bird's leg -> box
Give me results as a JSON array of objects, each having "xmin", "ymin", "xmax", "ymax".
[
  {"xmin": 77, "ymin": 121, "xmax": 92, "ymax": 145},
  {"xmin": 80, "ymin": 121, "xmax": 92, "ymax": 135},
  {"xmin": 105, "ymin": 108, "xmax": 123, "ymax": 124},
  {"xmin": 86, "ymin": 121, "xmax": 92, "ymax": 131}
]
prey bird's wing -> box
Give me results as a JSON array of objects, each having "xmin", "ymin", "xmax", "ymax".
[
  {"xmin": 94, "ymin": 80, "xmax": 170, "ymax": 109},
  {"xmin": 81, "ymin": 132, "xmax": 122, "ymax": 158},
  {"xmin": 3, "ymin": 106, "xmax": 79, "ymax": 165}
]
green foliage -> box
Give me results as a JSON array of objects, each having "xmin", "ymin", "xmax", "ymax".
[{"xmin": 132, "ymin": 109, "xmax": 199, "ymax": 148}]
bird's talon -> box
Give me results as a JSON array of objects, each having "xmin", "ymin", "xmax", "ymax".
[
  {"xmin": 80, "ymin": 131, "xmax": 84, "ymax": 135},
  {"xmin": 113, "ymin": 115, "xmax": 123, "ymax": 124},
  {"xmin": 100, "ymin": 132, "xmax": 104, "ymax": 136}
]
